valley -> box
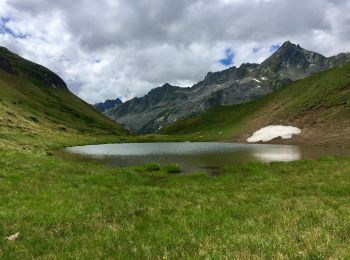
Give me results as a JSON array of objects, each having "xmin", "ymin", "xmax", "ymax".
[
  {"xmin": 1, "ymin": 46, "xmax": 350, "ymax": 258},
  {"xmin": 3, "ymin": 0, "xmax": 350, "ymax": 258}
]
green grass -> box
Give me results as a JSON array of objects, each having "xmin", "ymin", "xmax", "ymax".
[{"xmin": 2, "ymin": 151, "xmax": 350, "ymax": 258}]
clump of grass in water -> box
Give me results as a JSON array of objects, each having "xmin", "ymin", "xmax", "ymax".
[
  {"xmin": 165, "ymin": 163, "xmax": 181, "ymax": 174},
  {"xmin": 144, "ymin": 162, "xmax": 161, "ymax": 171}
]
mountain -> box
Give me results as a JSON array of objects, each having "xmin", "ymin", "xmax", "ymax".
[
  {"xmin": 161, "ymin": 62, "xmax": 350, "ymax": 147},
  {"xmin": 105, "ymin": 41, "xmax": 350, "ymax": 133},
  {"xmin": 0, "ymin": 47, "xmax": 68, "ymax": 90},
  {"xmin": 93, "ymin": 98, "xmax": 123, "ymax": 112},
  {"xmin": 0, "ymin": 47, "xmax": 127, "ymax": 146}
]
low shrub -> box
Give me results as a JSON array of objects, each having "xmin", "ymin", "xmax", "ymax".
[
  {"xmin": 144, "ymin": 162, "xmax": 161, "ymax": 171},
  {"xmin": 165, "ymin": 163, "xmax": 181, "ymax": 174}
]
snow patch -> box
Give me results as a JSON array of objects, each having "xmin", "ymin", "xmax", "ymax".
[
  {"xmin": 261, "ymin": 77, "xmax": 268, "ymax": 81},
  {"xmin": 253, "ymin": 78, "xmax": 261, "ymax": 83},
  {"xmin": 257, "ymin": 85, "xmax": 261, "ymax": 88},
  {"xmin": 247, "ymin": 125, "xmax": 301, "ymax": 143}
]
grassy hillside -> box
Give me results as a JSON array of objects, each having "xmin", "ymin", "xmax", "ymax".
[
  {"xmin": 161, "ymin": 63, "xmax": 350, "ymax": 146},
  {"xmin": 0, "ymin": 47, "xmax": 127, "ymax": 149}
]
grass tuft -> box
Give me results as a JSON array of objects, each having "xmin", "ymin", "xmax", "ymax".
[
  {"xmin": 144, "ymin": 162, "xmax": 161, "ymax": 171},
  {"xmin": 165, "ymin": 163, "xmax": 181, "ymax": 174}
]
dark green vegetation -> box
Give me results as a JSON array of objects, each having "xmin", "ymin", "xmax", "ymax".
[
  {"xmin": 143, "ymin": 162, "xmax": 161, "ymax": 171},
  {"xmin": 143, "ymin": 162, "xmax": 182, "ymax": 174},
  {"xmin": 165, "ymin": 163, "xmax": 182, "ymax": 174},
  {"xmin": 2, "ymin": 48, "xmax": 350, "ymax": 258},
  {"xmin": 162, "ymin": 62, "xmax": 350, "ymax": 146}
]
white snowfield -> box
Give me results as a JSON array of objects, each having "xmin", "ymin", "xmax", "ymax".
[{"xmin": 247, "ymin": 125, "xmax": 301, "ymax": 143}]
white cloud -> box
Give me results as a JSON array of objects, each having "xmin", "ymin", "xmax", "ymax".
[{"xmin": 0, "ymin": 0, "xmax": 349, "ymax": 103}]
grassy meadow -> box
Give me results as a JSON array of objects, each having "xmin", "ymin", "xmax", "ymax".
[{"xmin": 2, "ymin": 142, "xmax": 350, "ymax": 258}]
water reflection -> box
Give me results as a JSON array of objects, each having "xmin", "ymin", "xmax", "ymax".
[
  {"xmin": 252, "ymin": 145, "xmax": 301, "ymax": 162},
  {"xmin": 57, "ymin": 142, "xmax": 350, "ymax": 174}
]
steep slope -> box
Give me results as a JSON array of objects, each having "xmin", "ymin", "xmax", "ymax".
[
  {"xmin": 93, "ymin": 98, "xmax": 123, "ymax": 112},
  {"xmin": 0, "ymin": 47, "xmax": 127, "ymax": 148},
  {"xmin": 106, "ymin": 41, "xmax": 350, "ymax": 133},
  {"xmin": 161, "ymin": 62, "xmax": 350, "ymax": 146}
]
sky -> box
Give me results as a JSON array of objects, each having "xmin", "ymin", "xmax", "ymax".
[{"xmin": 0, "ymin": 0, "xmax": 349, "ymax": 103}]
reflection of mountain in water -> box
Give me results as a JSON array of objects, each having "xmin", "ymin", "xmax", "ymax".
[{"xmin": 252, "ymin": 145, "xmax": 301, "ymax": 162}]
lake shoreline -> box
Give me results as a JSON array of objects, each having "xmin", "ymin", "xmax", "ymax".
[{"xmin": 56, "ymin": 142, "xmax": 350, "ymax": 175}]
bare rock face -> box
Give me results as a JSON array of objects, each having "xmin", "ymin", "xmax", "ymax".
[{"xmin": 105, "ymin": 41, "xmax": 350, "ymax": 133}]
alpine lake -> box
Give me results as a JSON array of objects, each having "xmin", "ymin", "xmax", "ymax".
[{"xmin": 56, "ymin": 142, "xmax": 350, "ymax": 175}]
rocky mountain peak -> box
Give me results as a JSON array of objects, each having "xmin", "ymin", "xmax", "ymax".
[
  {"xmin": 162, "ymin": 83, "xmax": 173, "ymax": 88},
  {"xmin": 278, "ymin": 41, "xmax": 303, "ymax": 51},
  {"xmin": 280, "ymin": 40, "xmax": 295, "ymax": 48},
  {"xmin": 148, "ymin": 83, "xmax": 179, "ymax": 96},
  {"xmin": 268, "ymin": 41, "xmax": 309, "ymax": 60},
  {"xmin": 260, "ymin": 41, "xmax": 328, "ymax": 80}
]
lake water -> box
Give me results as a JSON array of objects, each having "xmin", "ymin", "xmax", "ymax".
[{"xmin": 56, "ymin": 142, "xmax": 350, "ymax": 174}]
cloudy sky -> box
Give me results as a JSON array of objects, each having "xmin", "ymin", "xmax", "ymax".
[{"xmin": 0, "ymin": 0, "xmax": 349, "ymax": 103}]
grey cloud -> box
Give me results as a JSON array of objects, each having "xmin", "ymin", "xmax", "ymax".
[
  {"xmin": 2, "ymin": 0, "xmax": 350, "ymax": 103},
  {"xmin": 8, "ymin": 0, "xmax": 332, "ymax": 49}
]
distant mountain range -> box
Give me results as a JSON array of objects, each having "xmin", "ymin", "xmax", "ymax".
[
  {"xmin": 99, "ymin": 41, "xmax": 350, "ymax": 133},
  {"xmin": 161, "ymin": 61, "xmax": 350, "ymax": 147},
  {"xmin": 93, "ymin": 98, "xmax": 123, "ymax": 112}
]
